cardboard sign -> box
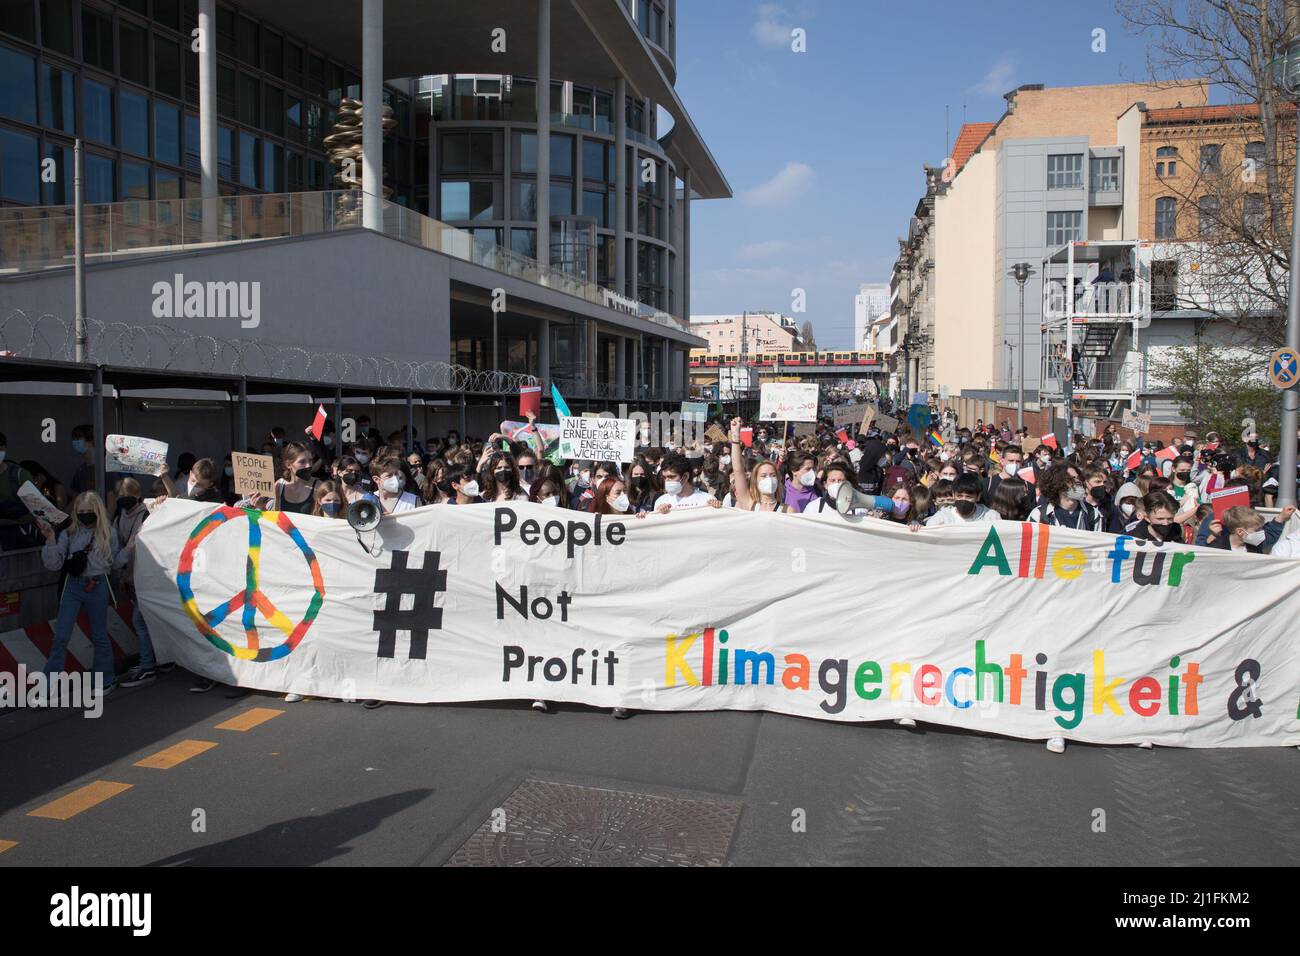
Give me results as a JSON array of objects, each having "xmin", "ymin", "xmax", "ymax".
[
  {"xmin": 859, "ymin": 404, "xmax": 878, "ymax": 434},
  {"xmin": 16, "ymin": 481, "xmax": 68, "ymax": 526},
  {"xmin": 681, "ymin": 401, "xmax": 708, "ymax": 422},
  {"xmin": 833, "ymin": 403, "xmax": 868, "ymax": 430},
  {"xmin": 1121, "ymin": 409, "xmax": 1152, "ymax": 435},
  {"xmin": 231, "ymin": 452, "xmax": 275, "ymax": 498},
  {"xmin": 106, "ymin": 434, "xmax": 169, "ymax": 476},
  {"xmin": 703, "ymin": 424, "xmax": 729, "ymax": 444},
  {"xmin": 519, "ymin": 385, "xmax": 541, "ymax": 419},
  {"xmin": 758, "ymin": 383, "xmax": 819, "ymax": 422},
  {"xmin": 558, "ymin": 416, "xmax": 637, "ymax": 464},
  {"xmin": 874, "ymin": 412, "xmax": 900, "ymax": 434},
  {"xmin": 791, "ymin": 422, "xmax": 816, "ymax": 437},
  {"xmin": 1210, "ymin": 486, "xmax": 1251, "ymax": 522}
]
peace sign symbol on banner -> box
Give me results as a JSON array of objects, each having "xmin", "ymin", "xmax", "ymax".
[{"xmin": 176, "ymin": 507, "xmax": 326, "ymax": 661}]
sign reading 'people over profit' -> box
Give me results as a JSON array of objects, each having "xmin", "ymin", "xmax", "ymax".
[
  {"xmin": 136, "ymin": 499, "xmax": 1300, "ymax": 748},
  {"xmin": 558, "ymin": 416, "xmax": 636, "ymax": 463}
]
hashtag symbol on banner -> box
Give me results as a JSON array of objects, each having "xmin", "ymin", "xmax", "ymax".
[{"xmin": 372, "ymin": 550, "xmax": 447, "ymax": 660}]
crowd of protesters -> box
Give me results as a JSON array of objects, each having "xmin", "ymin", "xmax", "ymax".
[{"xmin": 4, "ymin": 403, "xmax": 1299, "ymax": 745}]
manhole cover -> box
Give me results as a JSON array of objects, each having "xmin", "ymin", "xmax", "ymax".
[{"xmin": 445, "ymin": 779, "xmax": 741, "ymax": 867}]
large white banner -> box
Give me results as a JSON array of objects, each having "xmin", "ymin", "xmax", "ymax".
[{"xmin": 134, "ymin": 500, "xmax": 1300, "ymax": 748}]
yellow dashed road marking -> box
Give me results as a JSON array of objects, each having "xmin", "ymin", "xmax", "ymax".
[
  {"xmin": 28, "ymin": 781, "xmax": 133, "ymax": 820},
  {"xmin": 134, "ymin": 739, "xmax": 218, "ymax": 769},
  {"xmin": 215, "ymin": 707, "xmax": 284, "ymax": 732}
]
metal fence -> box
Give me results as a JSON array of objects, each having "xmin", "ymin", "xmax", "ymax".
[{"xmin": 0, "ymin": 309, "xmax": 538, "ymax": 395}]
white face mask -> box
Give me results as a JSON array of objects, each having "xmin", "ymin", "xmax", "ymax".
[
  {"xmin": 1004, "ymin": 461, "xmax": 1018, "ymax": 476},
  {"xmin": 664, "ymin": 479, "xmax": 683, "ymax": 496},
  {"xmin": 1244, "ymin": 529, "xmax": 1266, "ymax": 546},
  {"xmin": 799, "ymin": 470, "xmax": 816, "ymax": 487},
  {"xmin": 355, "ymin": 453, "xmax": 370, "ymax": 465},
  {"xmin": 382, "ymin": 475, "xmax": 404, "ymax": 494},
  {"xmin": 460, "ymin": 480, "xmax": 480, "ymax": 498},
  {"xmin": 825, "ymin": 481, "xmax": 844, "ymax": 500},
  {"xmin": 720, "ymin": 455, "xmax": 731, "ymax": 468},
  {"xmin": 1121, "ymin": 502, "xmax": 1136, "ymax": 517},
  {"xmin": 758, "ymin": 476, "xmax": 777, "ymax": 495},
  {"xmin": 541, "ymin": 495, "xmax": 559, "ymax": 507},
  {"xmin": 611, "ymin": 493, "xmax": 630, "ymax": 513}
]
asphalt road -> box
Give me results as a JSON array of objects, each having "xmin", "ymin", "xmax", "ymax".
[{"xmin": 1, "ymin": 670, "xmax": 1298, "ymax": 866}]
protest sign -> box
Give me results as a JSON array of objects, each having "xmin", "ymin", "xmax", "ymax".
[
  {"xmin": 860, "ymin": 404, "xmax": 878, "ymax": 434},
  {"xmin": 759, "ymin": 383, "xmax": 819, "ymax": 422},
  {"xmin": 833, "ymin": 403, "xmax": 868, "ymax": 429},
  {"xmin": 1210, "ymin": 486, "xmax": 1251, "ymax": 522},
  {"xmin": 519, "ymin": 385, "xmax": 541, "ymax": 419},
  {"xmin": 703, "ymin": 424, "xmax": 728, "ymax": 444},
  {"xmin": 137, "ymin": 499, "xmax": 1300, "ymax": 747},
  {"xmin": 231, "ymin": 452, "xmax": 275, "ymax": 498},
  {"xmin": 106, "ymin": 435, "xmax": 168, "ymax": 476},
  {"xmin": 681, "ymin": 401, "xmax": 708, "ymax": 422},
  {"xmin": 1121, "ymin": 409, "xmax": 1152, "ymax": 435},
  {"xmin": 791, "ymin": 422, "xmax": 816, "ymax": 437},
  {"xmin": 558, "ymin": 416, "xmax": 636, "ymax": 463},
  {"xmin": 874, "ymin": 411, "xmax": 900, "ymax": 434},
  {"xmin": 16, "ymin": 481, "xmax": 67, "ymax": 526}
]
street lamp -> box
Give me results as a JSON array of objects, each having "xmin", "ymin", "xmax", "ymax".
[
  {"xmin": 1269, "ymin": 35, "xmax": 1300, "ymax": 507},
  {"xmin": 1009, "ymin": 262, "xmax": 1035, "ymax": 432}
]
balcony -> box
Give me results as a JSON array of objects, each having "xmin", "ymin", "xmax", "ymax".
[
  {"xmin": 1042, "ymin": 278, "xmax": 1148, "ymax": 322},
  {"xmin": 0, "ymin": 190, "xmax": 689, "ymax": 333}
]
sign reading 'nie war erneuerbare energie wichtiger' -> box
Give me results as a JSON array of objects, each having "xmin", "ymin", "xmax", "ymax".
[{"xmin": 135, "ymin": 500, "xmax": 1300, "ymax": 749}]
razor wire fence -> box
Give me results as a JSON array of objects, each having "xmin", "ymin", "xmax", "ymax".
[{"xmin": 0, "ymin": 310, "xmax": 538, "ymax": 395}]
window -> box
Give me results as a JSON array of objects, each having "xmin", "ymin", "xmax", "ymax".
[
  {"xmin": 1197, "ymin": 196, "xmax": 1219, "ymax": 237},
  {"xmin": 441, "ymin": 130, "xmax": 496, "ymax": 173},
  {"xmin": 155, "ymin": 169, "xmax": 180, "ymax": 200},
  {"xmin": 1244, "ymin": 193, "xmax": 1265, "ymax": 233},
  {"xmin": 83, "ymin": 152, "xmax": 114, "ymax": 203},
  {"xmin": 549, "ymin": 183, "xmax": 572, "ymax": 215},
  {"xmin": 509, "ymin": 78, "xmax": 536, "ymax": 122},
  {"xmin": 42, "ymin": 141, "xmax": 71, "ymax": 203},
  {"xmin": 1047, "ymin": 154, "xmax": 1083, "ymax": 189},
  {"xmin": 263, "ymin": 85, "xmax": 283, "ymax": 135},
  {"xmin": 263, "ymin": 30, "xmax": 283, "ymax": 77},
  {"xmin": 582, "ymin": 139, "xmax": 606, "ymax": 181},
  {"xmin": 514, "ymin": 131, "xmax": 537, "ymax": 172},
  {"xmin": 1151, "ymin": 260, "xmax": 1177, "ymax": 311},
  {"xmin": 154, "ymin": 101, "xmax": 179, "ymax": 164},
  {"xmin": 550, "ymin": 133, "xmax": 574, "ymax": 177},
  {"xmin": 237, "ymin": 16, "xmax": 259, "ymax": 66},
  {"xmin": 239, "ymin": 73, "xmax": 259, "ymax": 127},
  {"xmin": 510, "ymin": 228, "xmax": 536, "ymax": 258},
  {"xmin": 582, "ymin": 188, "xmax": 607, "ymax": 226},
  {"xmin": 511, "ymin": 180, "xmax": 536, "ymax": 219},
  {"xmin": 121, "ymin": 160, "xmax": 149, "ymax": 200},
  {"xmin": 1046, "ymin": 211, "xmax": 1082, "ymax": 247},
  {"xmin": 1245, "ymin": 141, "xmax": 1265, "ymax": 162},
  {"xmin": 1090, "ymin": 155, "xmax": 1119, "ymax": 192},
  {"xmin": 40, "ymin": 0, "xmax": 73, "ymax": 55},
  {"xmin": 0, "ymin": 0, "xmax": 36, "ymax": 42},
  {"xmin": 239, "ymin": 131, "xmax": 259, "ymax": 187},
  {"xmin": 40, "ymin": 63, "xmax": 74, "ymax": 132},
  {"xmin": 1155, "ymin": 145, "xmax": 1177, "ymax": 178},
  {"xmin": 153, "ymin": 0, "xmax": 180, "ymax": 30},
  {"xmin": 286, "ymin": 149, "xmax": 303, "ymax": 190},
  {"xmin": 84, "ymin": 80, "xmax": 114, "ymax": 145},
  {"xmin": 440, "ymin": 180, "xmax": 494, "ymax": 221},
  {"xmin": 263, "ymin": 140, "xmax": 281, "ymax": 191},
  {"xmin": 1199, "ymin": 144, "xmax": 1221, "ymax": 173},
  {"xmin": 0, "ymin": 126, "xmax": 38, "ymax": 202},
  {"xmin": 154, "ymin": 38, "xmax": 181, "ymax": 98},
  {"xmin": 120, "ymin": 89, "xmax": 149, "ymax": 156},
  {"xmin": 118, "ymin": 21, "xmax": 149, "ymax": 86},
  {"xmin": 1155, "ymin": 196, "xmax": 1176, "ymax": 238},
  {"xmin": 217, "ymin": 63, "xmax": 235, "ymax": 117},
  {"xmin": 219, "ymin": 126, "xmax": 232, "ymax": 179},
  {"xmin": 82, "ymin": 7, "xmax": 113, "ymax": 70},
  {"xmin": 0, "ymin": 43, "xmax": 36, "ymax": 124},
  {"xmin": 286, "ymin": 97, "xmax": 301, "ymax": 142}
]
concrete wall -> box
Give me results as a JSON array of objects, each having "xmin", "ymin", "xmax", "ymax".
[
  {"xmin": 934, "ymin": 149, "xmax": 996, "ymax": 393},
  {"xmin": 1117, "ymin": 104, "xmax": 1143, "ymax": 239},
  {"xmin": 0, "ymin": 230, "xmax": 452, "ymax": 372}
]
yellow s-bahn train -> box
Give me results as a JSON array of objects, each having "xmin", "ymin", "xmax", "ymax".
[{"xmin": 689, "ymin": 350, "xmax": 880, "ymax": 368}]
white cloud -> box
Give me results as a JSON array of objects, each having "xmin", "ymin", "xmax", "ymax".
[
  {"xmin": 968, "ymin": 57, "xmax": 1015, "ymax": 98},
  {"xmin": 736, "ymin": 239, "xmax": 792, "ymax": 261},
  {"xmin": 752, "ymin": 3, "xmax": 792, "ymax": 48},
  {"xmin": 743, "ymin": 162, "xmax": 814, "ymax": 206}
]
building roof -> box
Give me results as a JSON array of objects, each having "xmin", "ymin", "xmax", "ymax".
[
  {"xmin": 1144, "ymin": 103, "xmax": 1295, "ymax": 125},
  {"xmin": 951, "ymin": 122, "xmax": 996, "ymax": 172}
]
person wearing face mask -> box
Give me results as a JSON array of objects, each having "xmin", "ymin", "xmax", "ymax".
[
  {"xmin": 1113, "ymin": 481, "xmax": 1144, "ymax": 531},
  {"xmin": 158, "ymin": 456, "xmax": 224, "ymax": 504},
  {"xmin": 36, "ymin": 492, "xmax": 125, "ymax": 698},
  {"xmin": 566, "ymin": 461, "xmax": 597, "ymax": 510},
  {"xmin": 374, "ymin": 455, "xmax": 425, "ymax": 512},
  {"xmin": 592, "ymin": 476, "xmax": 648, "ymax": 521},
  {"xmin": 653, "ymin": 454, "xmax": 719, "ymax": 512},
  {"xmin": 783, "ymin": 452, "xmax": 820, "ymax": 513},
  {"xmin": 0, "ymin": 430, "xmax": 38, "ymax": 550},
  {"xmin": 114, "ymin": 478, "xmax": 175, "ymax": 689},
  {"xmin": 312, "ymin": 481, "xmax": 345, "ymax": 519},
  {"xmin": 68, "ymin": 423, "xmax": 99, "ymax": 494},
  {"xmin": 925, "ymin": 473, "xmax": 996, "ymax": 525},
  {"xmin": 801, "ymin": 463, "xmax": 867, "ymax": 517},
  {"xmin": 983, "ymin": 447, "xmax": 1026, "ymax": 506},
  {"xmin": 482, "ymin": 454, "xmax": 527, "ymax": 502},
  {"xmin": 1030, "ymin": 444, "xmax": 1055, "ymax": 484},
  {"xmin": 1026, "ymin": 464, "xmax": 1100, "ymax": 530},
  {"xmin": 625, "ymin": 457, "xmax": 660, "ymax": 513},
  {"xmin": 515, "ymin": 450, "xmax": 539, "ymax": 496},
  {"xmin": 1127, "ymin": 491, "xmax": 1182, "ymax": 544},
  {"xmin": 526, "ymin": 474, "xmax": 567, "ymax": 508},
  {"xmin": 266, "ymin": 443, "xmax": 319, "ymax": 514}
]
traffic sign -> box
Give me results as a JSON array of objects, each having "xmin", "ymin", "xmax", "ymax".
[{"xmin": 1269, "ymin": 347, "xmax": 1299, "ymax": 389}]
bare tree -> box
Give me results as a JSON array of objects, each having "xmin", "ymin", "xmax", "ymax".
[{"xmin": 798, "ymin": 320, "xmax": 818, "ymax": 353}]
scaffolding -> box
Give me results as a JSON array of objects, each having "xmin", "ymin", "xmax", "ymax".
[{"xmin": 1039, "ymin": 239, "xmax": 1151, "ymax": 428}]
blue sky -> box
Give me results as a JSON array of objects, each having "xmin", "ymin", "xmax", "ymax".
[{"xmin": 674, "ymin": 1, "xmax": 1158, "ymax": 347}]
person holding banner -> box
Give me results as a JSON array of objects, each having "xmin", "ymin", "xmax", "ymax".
[
  {"xmin": 525, "ymin": 467, "xmax": 568, "ymax": 508},
  {"xmin": 1026, "ymin": 465, "xmax": 1105, "ymax": 532},
  {"xmin": 36, "ymin": 492, "xmax": 124, "ymax": 697},
  {"xmin": 158, "ymin": 457, "xmax": 223, "ymax": 505},
  {"xmin": 625, "ymin": 457, "xmax": 660, "ymax": 514},
  {"xmin": 312, "ymin": 481, "xmax": 345, "ymax": 519},
  {"xmin": 654, "ymin": 454, "xmax": 719, "ymax": 512},
  {"xmin": 481, "ymin": 454, "xmax": 527, "ymax": 503},
  {"xmin": 115, "ymin": 478, "xmax": 173, "ymax": 689},
  {"xmin": 436, "ymin": 463, "xmax": 481, "ymax": 507}
]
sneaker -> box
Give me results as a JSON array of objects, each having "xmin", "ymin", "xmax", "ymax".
[
  {"xmin": 1137, "ymin": 740, "xmax": 1154, "ymax": 750},
  {"xmin": 362, "ymin": 699, "xmax": 385, "ymax": 710},
  {"xmin": 1046, "ymin": 736, "xmax": 1066, "ymax": 754},
  {"xmin": 119, "ymin": 667, "xmax": 157, "ymax": 688},
  {"xmin": 531, "ymin": 700, "xmax": 548, "ymax": 713},
  {"xmin": 894, "ymin": 717, "xmax": 917, "ymax": 727},
  {"xmin": 284, "ymin": 693, "xmax": 304, "ymax": 702},
  {"xmin": 611, "ymin": 707, "xmax": 630, "ymax": 719},
  {"xmin": 189, "ymin": 677, "xmax": 218, "ymax": 694},
  {"xmin": 156, "ymin": 662, "xmax": 176, "ymax": 674}
]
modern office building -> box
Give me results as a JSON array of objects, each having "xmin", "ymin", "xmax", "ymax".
[
  {"xmin": 0, "ymin": 0, "xmax": 727, "ymax": 455},
  {"xmin": 851, "ymin": 283, "xmax": 889, "ymax": 353}
]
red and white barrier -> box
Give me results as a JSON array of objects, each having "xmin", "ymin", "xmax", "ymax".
[{"xmin": 0, "ymin": 601, "xmax": 138, "ymax": 676}]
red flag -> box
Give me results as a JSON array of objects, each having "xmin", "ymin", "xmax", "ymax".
[
  {"xmin": 519, "ymin": 385, "xmax": 541, "ymax": 418},
  {"xmin": 836, "ymin": 428, "xmax": 849, "ymax": 444},
  {"xmin": 1210, "ymin": 486, "xmax": 1250, "ymax": 522},
  {"xmin": 1018, "ymin": 466, "xmax": 1037, "ymax": 484},
  {"xmin": 310, "ymin": 404, "xmax": 327, "ymax": 440},
  {"xmin": 1126, "ymin": 450, "xmax": 1142, "ymax": 472},
  {"xmin": 1040, "ymin": 433, "xmax": 1058, "ymax": 450},
  {"xmin": 1155, "ymin": 445, "xmax": 1179, "ymax": 462},
  {"xmin": 739, "ymin": 427, "xmax": 754, "ymax": 448}
]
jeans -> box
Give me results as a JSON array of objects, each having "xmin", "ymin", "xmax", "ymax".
[
  {"xmin": 43, "ymin": 575, "xmax": 115, "ymax": 688},
  {"xmin": 132, "ymin": 602, "xmax": 156, "ymax": 671}
]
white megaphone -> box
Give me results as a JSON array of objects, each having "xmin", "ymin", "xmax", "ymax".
[
  {"xmin": 834, "ymin": 483, "xmax": 897, "ymax": 516},
  {"xmin": 347, "ymin": 497, "xmax": 382, "ymax": 532}
]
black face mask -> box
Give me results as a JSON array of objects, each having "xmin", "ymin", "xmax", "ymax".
[
  {"xmin": 955, "ymin": 499, "xmax": 977, "ymax": 518},
  {"xmin": 1175, "ymin": 471, "xmax": 1191, "ymax": 481},
  {"xmin": 341, "ymin": 472, "xmax": 361, "ymax": 486},
  {"xmin": 494, "ymin": 470, "xmax": 509, "ymax": 481},
  {"xmin": 77, "ymin": 512, "xmax": 97, "ymax": 527},
  {"xmin": 630, "ymin": 475, "xmax": 646, "ymax": 491},
  {"xmin": 521, "ymin": 466, "xmax": 535, "ymax": 482},
  {"xmin": 1150, "ymin": 522, "xmax": 1173, "ymax": 539},
  {"xmin": 295, "ymin": 467, "xmax": 314, "ymax": 481},
  {"xmin": 118, "ymin": 496, "xmax": 139, "ymax": 511}
]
